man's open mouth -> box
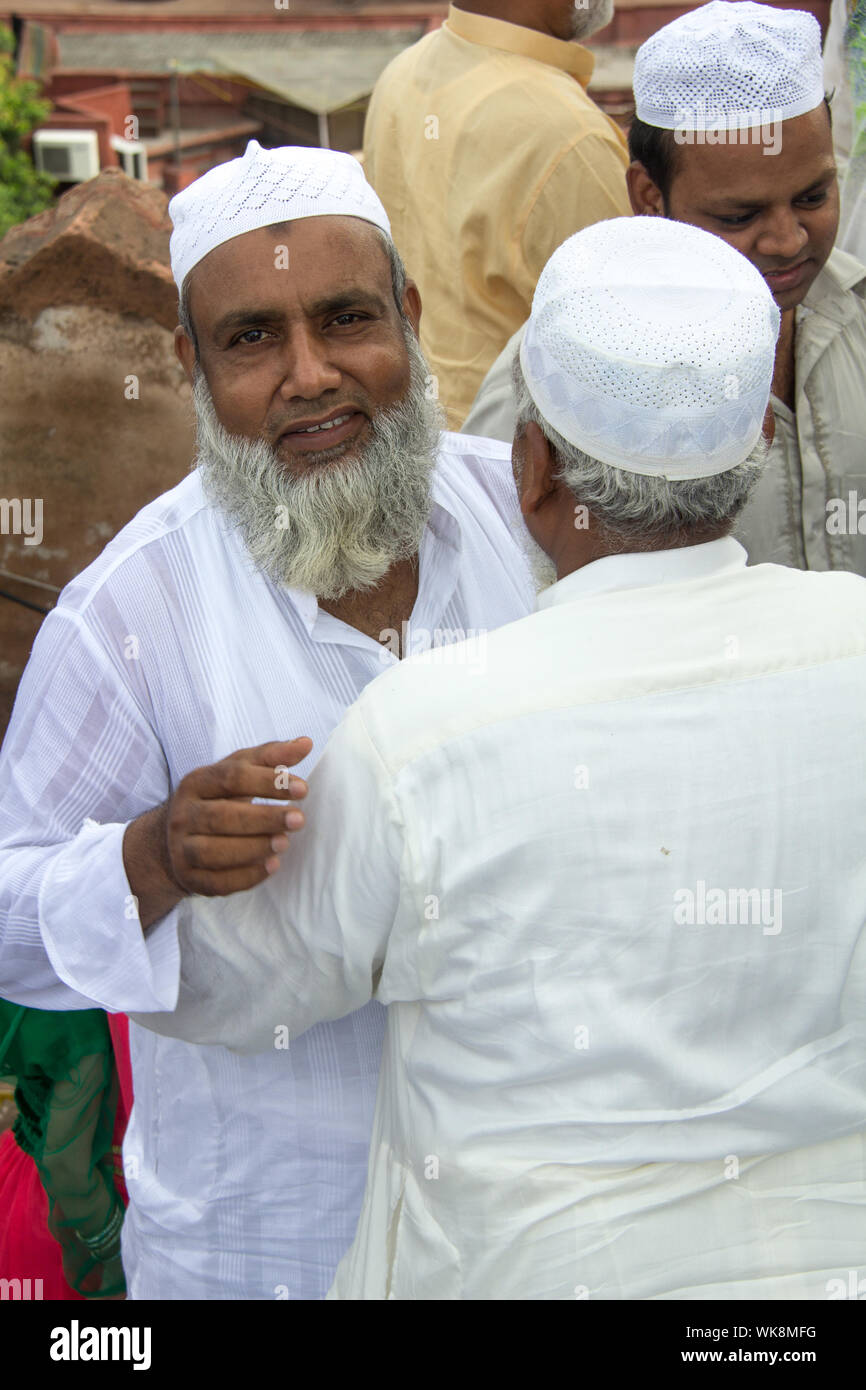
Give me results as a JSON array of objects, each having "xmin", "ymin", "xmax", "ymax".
[{"xmin": 279, "ymin": 410, "xmax": 366, "ymax": 451}]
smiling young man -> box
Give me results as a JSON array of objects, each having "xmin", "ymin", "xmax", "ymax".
[
  {"xmin": 0, "ymin": 142, "xmax": 535, "ymax": 1299},
  {"xmin": 626, "ymin": 1, "xmax": 866, "ymax": 573},
  {"xmin": 462, "ymin": 4, "xmax": 866, "ymax": 576}
]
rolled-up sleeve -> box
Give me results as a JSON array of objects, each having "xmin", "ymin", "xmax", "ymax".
[
  {"xmin": 133, "ymin": 701, "xmax": 404, "ymax": 1053},
  {"xmin": 0, "ymin": 605, "xmax": 182, "ymax": 1012}
]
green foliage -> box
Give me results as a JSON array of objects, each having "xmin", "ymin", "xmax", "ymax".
[{"xmin": 0, "ymin": 24, "xmax": 56, "ymax": 240}]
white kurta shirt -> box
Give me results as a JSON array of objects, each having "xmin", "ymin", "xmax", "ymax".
[
  {"xmin": 0, "ymin": 433, "xmax": 535, "ymax": 1300},
  {"xmin": 138, "ymin": 539, "xmax": 866, "ymax": 1299}
]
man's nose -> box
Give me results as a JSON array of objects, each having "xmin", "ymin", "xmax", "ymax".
[
  {"xmin": 755, "ymin": 206, "xmax": 808, "ymax": 262},
  {"xmin": 278, "ymin": 330, "xmax": 342, "ymax": 400}
]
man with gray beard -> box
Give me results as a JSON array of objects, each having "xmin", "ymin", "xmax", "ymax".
[
  {"xmin": 191, "ymin": 322, "xmax": 436, "ymax": 603},
  {"xmin": 0, "ymin": 143, "xmax": 535, "ymax": 1299}
]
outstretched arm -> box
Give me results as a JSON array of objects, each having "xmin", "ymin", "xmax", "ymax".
[{"xmin": 132, "ymin": 701, "xmax": 405, "ymax": 1053}]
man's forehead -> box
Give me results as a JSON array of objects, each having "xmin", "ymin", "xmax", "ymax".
[
  {"xmin": 186, "ymin": 215, "xmax": 389, "ymax": 309},
  {"xmin": 673, "ymin": 129, "xmax": 835, "ymax": 199}
]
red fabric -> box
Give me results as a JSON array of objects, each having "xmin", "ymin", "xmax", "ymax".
[
  {"xmin": 107, "ymin": 1013, "xmax": 133, "ymax": 1206},
  {"xmin": 0, "ymin": 1128, "xmax": 85, "ymax": 1300},
  {"xmin": 107, "ymin": 1013, "xmax": 134, "ymax": 1117}
]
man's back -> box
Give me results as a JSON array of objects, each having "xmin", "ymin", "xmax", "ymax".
[
  {"xmin": 363, "ymin": 7, "xmax": 630, "ymax": 428},
  {"xmin": 160, "ymin": 538, "xmax": 866, "ymax": 1297},
  {"xmin": 332, "ymin": 541, "xmax": 866, "ymax": 1296}
]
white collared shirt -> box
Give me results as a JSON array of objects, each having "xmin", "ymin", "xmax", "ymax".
[
  {"xmin": 0, "ymin": 432, "xmax": 535, "ymax": 1299},
  {"xmin": 145, "ymin": 538, "xmax": 866, "ymax": 1299}
]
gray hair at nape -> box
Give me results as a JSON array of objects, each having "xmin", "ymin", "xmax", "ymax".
[
  {"xmin": 177, "ymin": 226, "xmax": 409, "ymax": 358},
  {"xmin": 511, "ymin": 354, "xmax": 768, "ymax": 551}
]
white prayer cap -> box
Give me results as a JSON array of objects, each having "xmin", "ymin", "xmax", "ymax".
[
  {"xmin": 169, "ymin": 140, "xmax": 392, "ymax": 292},
  {"xmin": 519, "ymin": 216, "xmax": 780, "ymax": 479},
  {"xmin": 633, "ymin": 1, "xmax": 824, "ymax": 131}
]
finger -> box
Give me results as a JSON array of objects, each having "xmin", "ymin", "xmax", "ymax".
[
  {"xmin": 186, "ymin": 864, "xmax": 283, "ymax": 898},
  {"xmin": 185, "ymin": 800, "xmax": 306, "ymax": 837},
  {"xmin": 228, "ymin": 738, "xmax": 314, "ymax": 768},
  {"xmin": 182, "ymin": 831, "xmax": 301, "ymax": 873},
  {"xmin": 191, "ymin": 761, "xmax": 308, "ymax": 803}
]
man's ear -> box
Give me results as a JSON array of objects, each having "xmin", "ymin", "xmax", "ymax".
[
  {"xmin": 516, "ymin": 421, "xmax": 558, "ymax": 519},
  {"xmin": 762, "ymin": 402, "xmax": 776, "ymax": 447},
  {"xmin": 402, "ymin": 280, "xmax": 422, "ymax": 337},
  {"xmin": 627, "ymin": 161, "xmax": 665, "ymax": 216},
  {"xmin": 175, "ymin": 326, "xmax": 197, "ymax": 386}
]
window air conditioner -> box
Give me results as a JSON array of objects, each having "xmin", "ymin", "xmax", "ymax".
[
  {"xmin": 110, "ymin": 135, "xmax": 149, "ymax": 182},
  {"xmin": 32, "ymin": 129, "xmax": 100, "ymax": 181}
]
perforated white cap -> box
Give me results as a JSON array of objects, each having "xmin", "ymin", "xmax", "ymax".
[
  {"xmin": 519, "ymin": 217, "xmax": 780, "ymax": 479},
  {"xmin": 169, "ymin": 140, "xmax": 391, "ymax": 291},
  {"xmin": 633, "ymin": 1, "xmax": 824, "ymax": 131}
]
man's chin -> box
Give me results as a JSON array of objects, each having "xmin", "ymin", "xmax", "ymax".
[
  {"xmin": 767, "ymin": 282, "xmax": 813, "ymax": 315},
  {"xmin": 760, "ymin": 255, "xmax": 825, "ymax": 313},
  {"xmin": 275, "ymin": 437, "xmax": 363, "ymax": 473},
  {"xmin": 275, "ymin": 412, "xmax": 371, "ymax": 468}
]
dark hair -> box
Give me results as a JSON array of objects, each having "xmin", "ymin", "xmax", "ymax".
[
  {"xmin": 627, "ymin": 95, "xmax": 834, "ymax": 206},
  {"xmin": 627, "ymin": 116, "xmax": 680, "ymax": 203}
]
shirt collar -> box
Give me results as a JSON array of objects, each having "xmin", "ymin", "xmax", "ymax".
[
  {"xmin": 802, "ymin": 246, "xmax": 866, "ymax": 324},
  {"xmin": 536, "ymin": 537, "xmax": 748, "ymax": 610},
  {"xmin": 445, "ymin": 3, "xmax": 595, "ymax": 87}
]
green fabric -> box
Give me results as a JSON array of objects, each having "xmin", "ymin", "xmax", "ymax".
[
  {"xmin": 849, "ymin": 0, "xmax": 866, "ymax": 156},
  {"xmin": 0, "ymin": 1000, "xmax": 110, "ymax": 1082},
  {"xmin": 0, "ymin": 998, "xmax": 126, "ymax": 1297}
]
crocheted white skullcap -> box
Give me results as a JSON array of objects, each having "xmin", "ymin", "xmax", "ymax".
[
  {"xmin": 519, "ymin": 217, "xmax": 780, "ymax": 479},
  {"xmin": 634, "ymin": 1, "xmax": 824, "ymax": 131},
  {"xmin": 169, "ymin": 140, "xmax": 391, "ymax": 291}
]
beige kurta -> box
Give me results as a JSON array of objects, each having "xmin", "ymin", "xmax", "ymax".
[{"xmin": 363, "ymin": 5, "xmax": 630, "ymax": 429}]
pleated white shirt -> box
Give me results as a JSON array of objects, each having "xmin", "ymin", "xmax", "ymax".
[
  {"xmin": 139, "ymin": 539, "xmax": 866, "ymax": 1299},
  {"xmin": 0, "ymin": 433, "xmax": 535, "ymax": 1299}
]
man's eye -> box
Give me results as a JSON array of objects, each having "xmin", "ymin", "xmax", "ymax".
[
  {"xmin": 797, "ymin": 190, "xmax": 828, "ymax": 207},
  {"xmin": 233, "ymin": 328, "xmax": 269, "ymax": 345},
  {"xmin": 330, "ymin": 313, "xmax": 366, "ymax": 327},
  {"xmin": 716, "ymin": 212, "xmax": 755, "ymax": 227}
]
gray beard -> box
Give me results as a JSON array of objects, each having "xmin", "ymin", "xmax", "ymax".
[
  {"xmin": 511, "ymin": 457, "xmax": 559, "ymax": 594},
  {"xmin": 570, "ymin": 0, "xmax": 614, "ymax": 42},
  {"xmin": 518, "ymin": 527, "xmax": 559, "ymax": 594},
  {"xmin": 194, "ymin": 330, "xmax": 444, "ymax": 601}
]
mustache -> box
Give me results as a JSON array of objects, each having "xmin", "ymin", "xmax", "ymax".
[{"xmin": 269, "ymin": 398, "xmax": 373, "ymax": 440}]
